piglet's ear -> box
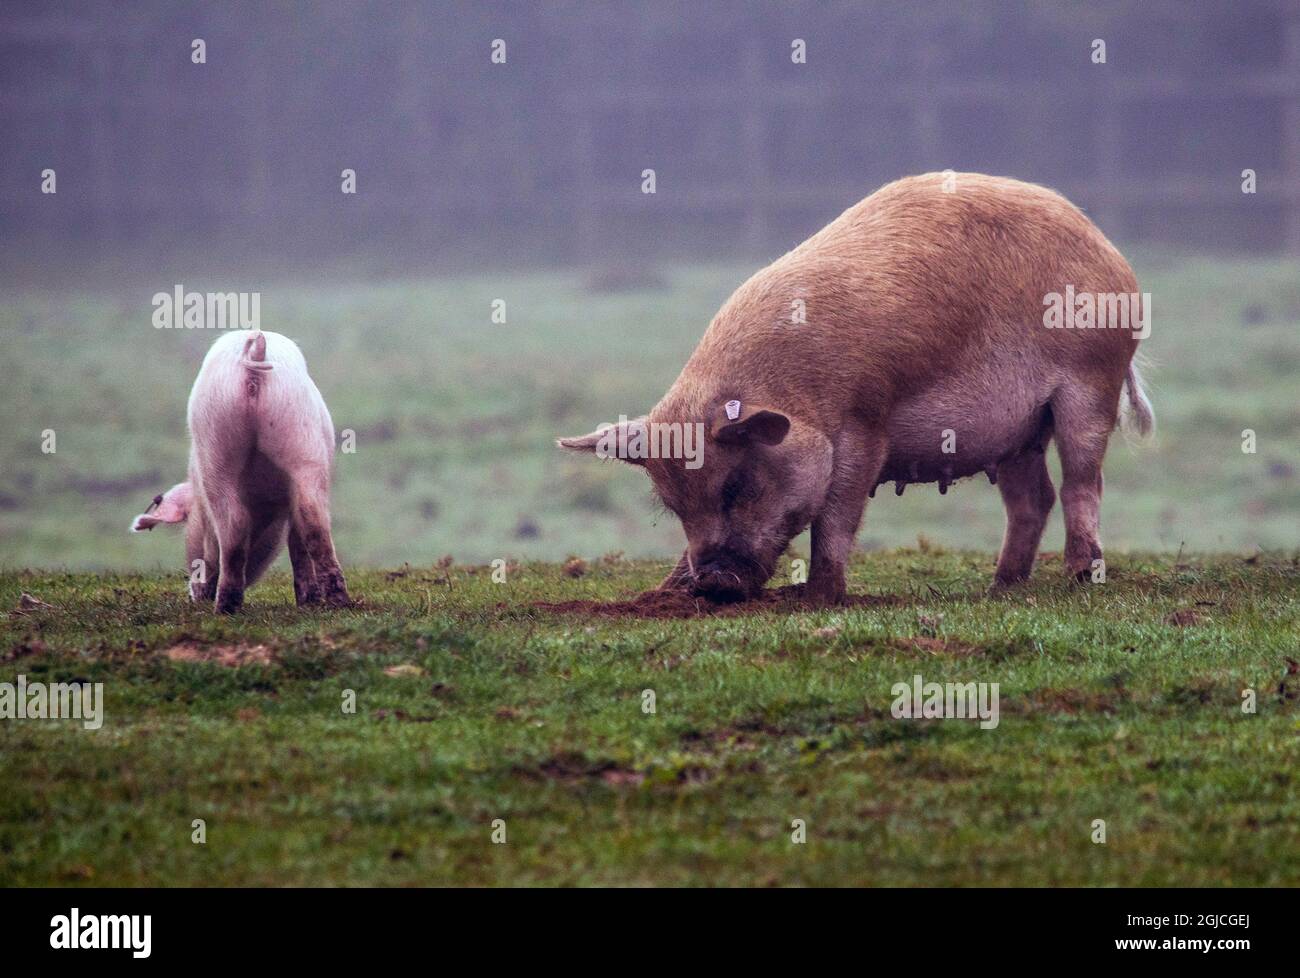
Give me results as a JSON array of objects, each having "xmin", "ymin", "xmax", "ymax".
[
  {"xmin": 130, "ymin": 512, "xmax": 168, "ymax": 532},
  {"xmin": 130, "ymin": 482, "xmax": 192, "ymax": 532},
  {"xmin": 711, "ymin": 400, "xmax": 790, "ymax": 447}
]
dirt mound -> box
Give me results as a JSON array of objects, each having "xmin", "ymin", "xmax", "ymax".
[
  {"xmin": 534, "ymin": 585, "xmax": 900, "ymax": 620},
  {"xmin": 163, "ymin": 641, "xmax": 274, "ymax": 667}
]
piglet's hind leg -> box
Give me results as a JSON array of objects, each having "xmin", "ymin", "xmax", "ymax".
[
  {"xmin": 290, "ymin": 470, "xmax": 350, "ymax": 608},
  {"xmin": 288, "ymin": 523, "xmax": 322, "ymax": 606},
  {"xmin": 208, "ymin": 497, "xmax": 252, "ymax": 614}
]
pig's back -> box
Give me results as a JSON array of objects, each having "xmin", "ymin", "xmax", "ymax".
[
  {"xmin": 188, "ymin": 331, "xmax": 334, "ymax": 471},
  {"xmin": 673, "ymin": 172, "xmax": 1138, "ymax": 424}
]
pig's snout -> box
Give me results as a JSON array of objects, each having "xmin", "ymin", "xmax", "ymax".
[
  {"xmin": 692, "ymin": 563, "xmax": 749, "ymax": 602},
  {"xmin": 691, "ymin": 539, "xmax": 762, "ymax": 602}
]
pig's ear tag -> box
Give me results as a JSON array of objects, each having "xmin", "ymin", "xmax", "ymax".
[{"xmin": 725, "ymin": 399, "xmax": 742, "ymax": 421}]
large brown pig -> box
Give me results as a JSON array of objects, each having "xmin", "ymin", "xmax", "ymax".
[{"xmin": 561, "ymin": 172, "xmax": 1153, "ymax": 603}]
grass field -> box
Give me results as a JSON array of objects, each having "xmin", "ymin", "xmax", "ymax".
[
  {"xmin": 0, "ymin": 253, "xmax": 1297, "ymax": 572},
  {"xmin": 2, "ymin": 550, "xmax": 1297, "ymax": 886},
  {"xmin": 1, "ymin": 253, "xmax": 1297, "ymax": 886}
]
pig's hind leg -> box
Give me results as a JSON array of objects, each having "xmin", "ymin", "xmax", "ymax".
[
  {"xmin": 185, "ymin": 511, "xmax": 219, "ymax": 603},
  {"xmin": 289, "ymin": 467, "xmax": 351, "ymax": 608},
  {"xmin": 287, "ymin": 524, "xmax": 322, "ymax": 605},
  {"xmin": 992, "ymin": 445, "xmax": 1056, "ymax": 587},
  {"xmin": 206, "ymin": 490, "xmax": 254, "ymax": 614},
  {"xmin": 243, "ymin": 515, "xmax": 287, "ymax": 591},
  {"xmin": 1050, "ymin": 380, "xmax": 1119, "ymax": 581}
]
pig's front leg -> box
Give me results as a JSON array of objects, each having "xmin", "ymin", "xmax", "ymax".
[
  {"xmin": 658, "ymin": 550, "xmax": 693, "ymax": 592},
  {"xmin": 808, "ymin": 426, "xmax": 887, "ymax": 605}
]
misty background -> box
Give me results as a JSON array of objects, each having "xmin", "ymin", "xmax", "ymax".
[{"xmin": 1, "ymin": 0, "xmax": 1297, "ymax": 571}]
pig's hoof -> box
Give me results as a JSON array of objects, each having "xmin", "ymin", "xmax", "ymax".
[
  {"xmin": 1065, "ymin": 546, "xmax": 1104, "ymax": 582},
  {"xmin": 989, "ymin": 574, "xmax": 1029, "ymax": 593},
  {"xmin": 1067, "ymin": 564, "xmax": 1105, "ymax": 584},
  {"xmin": 214, "ymin": 592, "xmax": 244, "ymax": 614},
  {"xmin": 802, "ymin": 583, "xmax": 847, "ymax": 607}
]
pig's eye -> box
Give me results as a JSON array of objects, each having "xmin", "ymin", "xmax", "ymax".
[{"xmin": 720, "ymin": 468, "xmax": 757, "ymax": 511}]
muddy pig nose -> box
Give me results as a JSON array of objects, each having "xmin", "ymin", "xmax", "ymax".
[{"xmin": 692, "ymin": 564, "xmax": 747, "ymax": 602}]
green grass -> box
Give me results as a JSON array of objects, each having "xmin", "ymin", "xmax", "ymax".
[
  {"xmin": 1, "ymin": 253, "xmax": 1296, "ymax": 885},
  {"xmin": 0, "ymin": 253, "xmax": 1297, "ymax": 570},
  {"xmin": 2, "ymin": 550, "xmax": 1298, "ymax": 886}
]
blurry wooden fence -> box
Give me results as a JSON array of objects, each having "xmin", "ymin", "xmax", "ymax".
[{"xmin": 2, "ymin": 4, "xmax": 1298, "ymax": 259}]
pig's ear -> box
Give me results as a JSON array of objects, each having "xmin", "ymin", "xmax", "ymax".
[
  {"xmin": 130, "ymin": 482, "xmax": 192, "ymax": 532},
  {"xmin": 711, "ymin": 402, "xmax": 791, "ymax": 447},
  {"xmin": 556, "ymin": 418, "xmax": 648, "ymax": 466}
]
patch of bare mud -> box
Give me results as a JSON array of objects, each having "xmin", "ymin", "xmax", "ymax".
[
  {"xmin": 534, "ymin": 585, "xmax": 901, "ymax": 620},
  {"xmin": 514, "ymin": 752, "xmax": 646, "ymax": 787}
]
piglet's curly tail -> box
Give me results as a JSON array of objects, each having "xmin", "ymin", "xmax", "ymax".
[{"xmin": 240, "ymin": 330, "xmax": 273, "ymax": 372}]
